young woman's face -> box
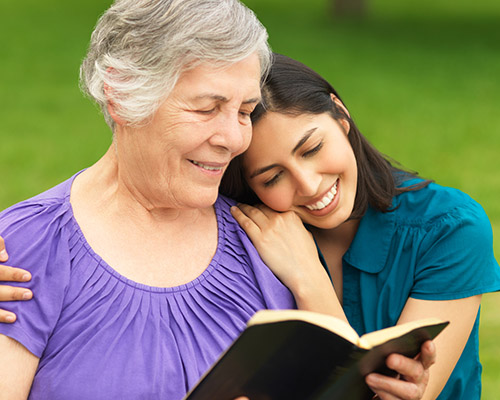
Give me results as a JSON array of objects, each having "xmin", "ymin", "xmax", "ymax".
[{"xmin": 242, "ymin": 111, "xmax": 358, "ymax": 229}]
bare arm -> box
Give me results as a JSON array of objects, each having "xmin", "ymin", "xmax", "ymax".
[
  {"xmin": 0, "ymin": 334, "xmax": 39, "ymax": 399},
  {"xmin": 0, "ymin": 236, "xmax": 33, "ymax": 323},
  {"xmin": 393, "ymin": 296, "xmax": 482, "ymax": 400}
]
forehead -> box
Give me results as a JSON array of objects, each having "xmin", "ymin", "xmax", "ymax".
[
  {"xmin": 249, "ymin": 112, "xmax": 318, "ymax": 145},
  {"xmin": 173, "ymin": 54, "xmax": 262, "ymax": 99},
  {"xmin": 242, "ymin": 112, "xmax": 307, "ymax": 164},
  {"xmin": 244, "ymin": 112, "xmax": 344, "ymax": 161}
]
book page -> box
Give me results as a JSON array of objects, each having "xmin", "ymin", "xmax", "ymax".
[
  {"xmin": 358, "ymin": 317, "xmax": 446, "ymax": 349},
  {"xmin": 249, "ymin": 309, "xmax": 361, "ymax": 345}
]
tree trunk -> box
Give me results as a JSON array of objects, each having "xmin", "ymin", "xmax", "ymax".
[{"xmin": 331, "ymin": 0, "xmax": 367, "ymax": 18}]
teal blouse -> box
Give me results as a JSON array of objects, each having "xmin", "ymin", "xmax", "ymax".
[{"xmin": 318, "ymin": 180, "xmax": 500, "ymax": 399}]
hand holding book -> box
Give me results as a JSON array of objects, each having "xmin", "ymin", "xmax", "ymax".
[{"xmin": 185, "ymin": 310, "xmax": 448, "ymax": 400}]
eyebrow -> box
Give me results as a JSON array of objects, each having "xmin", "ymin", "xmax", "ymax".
[
  {"xmin": 193, "ymin": 94, "xmax": 261, "ymax": 105},
  {"xmin": 291, "ymin": 128, "xmax": 316, "ymax": 155},
  {"xmin": 249, "ymin": 127, "xmax": 317, "ymax": 179}
]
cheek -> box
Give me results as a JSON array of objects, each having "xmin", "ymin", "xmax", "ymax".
[
  {"xmin": 238, "ymin": 126, "xmax": 253, "ymax": 155},
  {"xmin": 324, "ymin": 145, "xmax": 356, "ymax": 176},
  {"xmin": 252, "ymin": 186, "xmax": 293, "ymax": 212}
]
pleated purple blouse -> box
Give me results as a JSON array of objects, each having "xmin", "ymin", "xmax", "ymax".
[{"xmin": 0, "ymin": 173, "xmax": 295, "ymax": 399}]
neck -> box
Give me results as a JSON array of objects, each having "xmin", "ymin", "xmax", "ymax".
[
  {"xmin": 71, "ymin": 145, "xmax": 211, "ymax": 227},
  {"xmin": 309, "ymin": 218, "xmax": 360, "ymax": 256}
]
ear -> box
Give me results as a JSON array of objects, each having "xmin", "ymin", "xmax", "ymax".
[
  {"xmin": 330, "ymin": 93, "xmax": 351, "ymax": 134},
  {"xmin": 330, "ymin": 93, "xmax": 351, "ymax": 118},
  {"xmin": 104, "ymin": 70, "xmax": 127, "ymax": 126}
]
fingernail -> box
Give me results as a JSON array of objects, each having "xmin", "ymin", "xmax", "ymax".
[
  {"xmin": 365, "ymin": 374, "xmax": 379, "ymax": 385},
  {"xmin": 22, "ymin": 273, "xmax": 31, "ymax": 281},
  {"xmin": 0, "ymin": 249, "xmax": 7, "ymax": 261},
  {"xmin": 5, "ymin": 315, "xmax": 16, "ymax": 323},
  {"xmin": 23, "ymin": 291, "xmax": 33, "ymax": 300}
]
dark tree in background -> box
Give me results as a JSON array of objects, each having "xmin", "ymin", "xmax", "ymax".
[{"xmin": 331, "ymin": 0, "xmax": 367, "ymax": 18}]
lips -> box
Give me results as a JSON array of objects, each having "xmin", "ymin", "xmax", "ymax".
[
  {"xmin": 304, "ymin": 180, "xmax": 338, "ymax": 211},
  {"xmin": 189, "ymin": 160, "xmax": 225, "ymax": 172}
]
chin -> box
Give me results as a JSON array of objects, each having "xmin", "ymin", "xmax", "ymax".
[
  {"xmin": 298, "ymin": 208, "xmax": 351, "ymax": 230},
  {"xmin": 188, "ymin": 188, "xmax": 220, "ymax": 210}
]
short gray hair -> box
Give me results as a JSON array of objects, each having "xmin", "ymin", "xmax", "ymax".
[{"xmin": 80, "ymin": 0, "xmax": 271, "ymax": 130}]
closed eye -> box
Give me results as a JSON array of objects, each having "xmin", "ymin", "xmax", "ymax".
[
  {"xmin": 263, "ymin": 171, "xmax": 283, "ymax": 187},
  {"xmin": 303, "ymin": 141, "xmax": 324, "ymax": 157},
  {"xmin": 196, "ymin": 108, "xmax": 216, "ymax": 115}
]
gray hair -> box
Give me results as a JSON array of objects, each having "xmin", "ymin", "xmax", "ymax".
[{"xmin": 80, "ymin": 0, "xmax": 271, "ymax": 130}]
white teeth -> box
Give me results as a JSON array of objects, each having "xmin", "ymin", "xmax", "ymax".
[
  {"xmin": 191, "ymin": 160, "xmax": 223, "ymax": 171},
  {"xmin": 305, "ymin": 181, "xmax": 338, "ymax": 211}
]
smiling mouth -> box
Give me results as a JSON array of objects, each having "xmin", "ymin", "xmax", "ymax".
[
  {"xmin": 189, "ymin": 160, "xmax": 225, "ymax": 172},
  {"xmin": 305, "ymin": 180, "xmax": 338, "ymax": 211}
]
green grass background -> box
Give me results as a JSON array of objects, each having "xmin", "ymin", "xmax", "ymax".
[{"xmin": 1, "ymin": 0, "xmax": 499, "ymax": 396}]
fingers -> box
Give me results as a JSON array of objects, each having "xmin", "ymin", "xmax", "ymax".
[
  {"xmin": 0, "ymin": 238, "xmax": 30, "ymax": 324},
  {"xmin": 366, "ymin": 373, "xmax": 421, "ymax": 400},
  {"xmin": 234, "ymin": 203, "xmax": 266, "ymax": 222},
  {"xmin": 230, "ymin": 205, "xmax": 263, "ymax": 240},
  {"xmin": 383, "ymin": 341, "xmax": 435, "ymax": 383},
  {"xmin": 417, "ymin": 340, "xmax": 436, "ymax": 370},
  {"xmin": 0, "ymin": 284, "xmax": 33, "ymax": 301},
  {"xmin": 0, "ymin": 236, "xmax": 8, "ymax": 262},
  {"xmin": 366, "ymin": 342, "xmax": 435, "ymax": 400},
  {"xmin": 230, "ymin": 204, "xmax": 271, "ymax": 232},
  {"xmin": 0, "ymin": 283, "xmax": 31, "ymax": 324},
  {"xmin": 0, "ymin": 276, "xmax": 32, "ymax": 324},
  {"xmin": 0, "ymin": 265, "xmax": 32, "ymax": 283},
  {"xmin": 0, "ymin": 309, "xmax": 17, "ymax": 323},
  {"xmin": 385, "ymin": 354, "xmax": 425, "ymax": 384},
  {"xmin": 233, "ymin": 204, "xmax": 299, "ymax": 229}
]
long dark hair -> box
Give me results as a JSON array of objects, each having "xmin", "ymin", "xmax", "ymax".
[{"xmin": 220, "ymin": 53, "xmax": 430, "ymax": 218}]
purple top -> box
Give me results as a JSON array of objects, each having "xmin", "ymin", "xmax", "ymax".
[{"xmin": 0, "ymin": 173, "xmax": 295, "ymax": 399}]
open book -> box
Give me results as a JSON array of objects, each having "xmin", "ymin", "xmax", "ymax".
[{"xmin": 184, "ymin": 309, "xmax": 448, "ymax": 400}]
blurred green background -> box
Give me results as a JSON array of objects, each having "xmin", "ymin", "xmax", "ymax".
[{"xmin": 1, "ymin": 0, "xmax": 499, "ymax": 396}]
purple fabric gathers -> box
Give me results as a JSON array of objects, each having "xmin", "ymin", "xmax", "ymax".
[{"xmin": 0, "ymin": 173, "xmax": 296, "ymax": 399}]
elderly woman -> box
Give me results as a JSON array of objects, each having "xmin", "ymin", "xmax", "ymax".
[
  {"xmin": 0, "ymin": 1, "xmax": 437, "ymax": 399},
  {"xmin": 0, "ymin": 0, "xmax": 298, "ymax": 398}
]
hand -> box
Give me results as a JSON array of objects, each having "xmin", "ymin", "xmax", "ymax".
[
  {"xmin": 231, "ymin": 204, "xmax": 326, "ymax": 292},
  {"xmin": 365, "ymin": 340, "xmax": 436, "ymax": 400},
  {"xmin": 231, "ymin": 204, "xmax": 345, "ymax": 318},
  {"xmin": 0, "ymin": 235, "xmax": 33, "ymax": 323}
]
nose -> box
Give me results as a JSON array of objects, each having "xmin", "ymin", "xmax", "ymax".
[
  {"xmin": 209, "ymin": 111, "xmax": 249, "ymax": 155},
  {"xmin": 293, "ymin": 167, "xmax": 321, "ymax": 197}
]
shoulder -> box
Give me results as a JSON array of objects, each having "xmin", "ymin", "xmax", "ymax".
[
  {"xmin": 214, "ymin": 194, "xmax": 241, "ymax": 232},
  {"xmin": 0, "ymin": 177, "xmax": 80, "ymax": 357},
  {"xmin": 0, "ymin": 177, "xmax": 76, "ymax": 265},
  {"xmin": 215, "ymin": 194, "xmax": 237, "ymax": 210},
  {"xmin": 0, "ymin": 178, "xmax": 72, "ymax": 228},
  {"xmin": 396, "ymin": 184, "xmax": 500, "ymax": 298},
  {"xmin": 214, "ymin": 194, "xmax": 260, "ymax": 254},
  {"xmin": 214, "ymin": 195, "xmax": 295, "ymax": 309},
  {"xmin": 393, "ymin": 181, "xmax": 490, "ymax": 232},
  {"xmin": 354, "ymin": 181, "xmax": 500, "ymax": 300}
]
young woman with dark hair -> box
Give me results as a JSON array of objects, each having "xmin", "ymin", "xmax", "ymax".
[{"xmin": 221, "ymin": 54, "xmax": 500, "ymax": 399}]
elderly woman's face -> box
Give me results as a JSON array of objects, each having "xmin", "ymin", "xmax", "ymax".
[{"xmin": 117, "ymin": 53, "xmax": 262, "ymax": 210}]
